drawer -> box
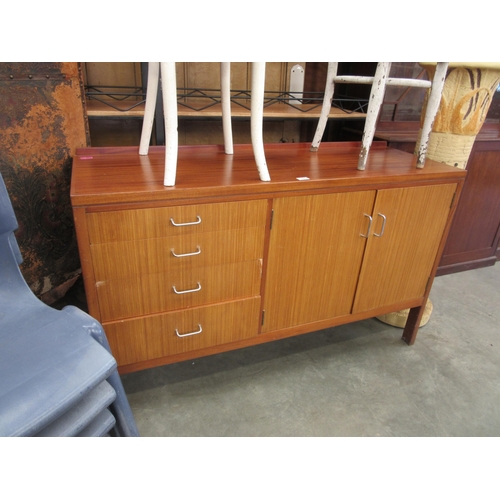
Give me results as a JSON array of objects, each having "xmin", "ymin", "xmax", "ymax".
[
  {"xmin": 91, "ymin": 226, "xmax": 265, "ymax": 281},
  {"xmin": 96, "ymin": 260, "xmax": 263, "ymax": 322},
  {"xmin": 87, "ymin": 199, "xmax": 268, "ymax": 243},
  {"xmin": 104, "ymin": 297, "xmax": 261, "ymax": 366}
]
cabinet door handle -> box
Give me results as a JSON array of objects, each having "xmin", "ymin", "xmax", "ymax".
[
  {"xmin": 171, "ymin": 246, "xmax": 201, "ymax": 258},
  {"xmin": 360, "ymin": 214, "xmax": 372, "ymax": 238},
  {"xmin": 175, "ymin": 324, "xmax": 203, "ymax": 338},
  {"xmin": 172, "ymin": 282, "xmax": 202, "ymax": 294},
  {"xmin": 374, "ymin": 213, "xmax": 387, "ymax": 237},
  {"xmin": 170, "ymin": 215, "xmax": 201, "ymax": 226}
]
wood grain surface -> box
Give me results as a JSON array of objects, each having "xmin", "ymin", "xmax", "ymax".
[
  {"xmin": 104, "ymin": 297, "xmax": 260, "ymax": 366},
  {"xmin": 71, "ymin": 142, "xmax": 465, "ymax": 206},
  {"xmin": 262, "ymin": 190, "xmax": 376, "ymax": 332}
]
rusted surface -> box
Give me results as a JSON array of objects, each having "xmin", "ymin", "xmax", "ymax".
[{"xmin": 0, "ymin": 62, "xmax": 89, "ymax": 300}]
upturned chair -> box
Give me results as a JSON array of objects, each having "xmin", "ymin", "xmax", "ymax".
[
  {"xmin": 139, "ymin": 62, "xmax": 449, "ymax": 186},
  {"xmin": 139, "ymin": 62, "xmax": 271, "ymax": 186},
  {"xmin": 310, "ymin": 62, "xmax": 449, "ymax": 169}
]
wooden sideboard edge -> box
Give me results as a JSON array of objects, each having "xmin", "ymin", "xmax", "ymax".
[{"xmin": 71, "ymin": 175, "xmax": 466, "ymax": 209}]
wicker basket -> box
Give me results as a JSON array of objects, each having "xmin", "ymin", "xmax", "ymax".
[{"xmin": 376, "ymin": 299, "xmax": 434, "ymax": 329}]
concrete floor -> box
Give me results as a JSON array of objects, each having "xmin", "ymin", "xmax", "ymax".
[{"xmin": 121, "ymin": 263, "xmax": 500, "ymax": 437}]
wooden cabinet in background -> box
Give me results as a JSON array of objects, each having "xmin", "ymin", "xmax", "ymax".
[
  {"xmin": 71, "ymin": 142, "xmax": 465, "ymax": 374},
  {"xmin": 438, "ymin": 139, "xmax": 500, "ymax": 274}
]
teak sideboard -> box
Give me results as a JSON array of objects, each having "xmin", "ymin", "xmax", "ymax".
[{"xmin": 71, "ymin": 142, "xmax": 466, "ymax": 374}]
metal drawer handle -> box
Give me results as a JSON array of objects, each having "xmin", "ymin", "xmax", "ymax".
[
  {"xmin": 360, "ymin": 214, "xmax": 372, "ymax": 238},
  {"xmin": 171, "ymin": 246, "xmax": 201, "ymax": 258},
  {"xmin": 170, "ymin": 215, "xmax": 201, "ymax": 227},
  {"xmin": 172, "ymin": 282, "xmax": 202, "ymax": 295},
  {"xmin": 175, "ymin": 324, "xmax": 203, "ymax": 338},
  {"xmin": 374, "ymin": 213, "xmax": 387, "ymax": 237}
]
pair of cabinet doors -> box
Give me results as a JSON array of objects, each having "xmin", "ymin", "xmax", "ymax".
[{"xmin": 262, "ymin": 183, "xmax": 457, "ymax": 333}]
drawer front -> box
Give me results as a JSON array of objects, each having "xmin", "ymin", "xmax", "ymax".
[
  {"xmin": 96, "ymin": 260, "xmax": 263, "ymax": 322},
  {"xmin": 90, "ymin": 226, "xmax": 265, "ymax": 281},
  {"xmin": 104, "ymin": 297, "xmax": 261, "ymax": 366},
  {"xmin": 87, "ymin": 199, "xmax": 268, "ymax": 243}
]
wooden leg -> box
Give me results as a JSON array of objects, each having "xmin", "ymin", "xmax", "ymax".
[
  {"xmin": 160, "ymin": 62, "xmax": 178, "ymax": 187},
  {"xmin": 220, "ymin": 62, "xmax": 233, "ymax": 155},
  {"xmin": 402, "ymin": 305, "xmax": 426, "ymax": 345},
  {"xmin": 139, "ymin": 62, "xmax": 160, "ymax": 156},
  {"xmin": 357, "ymin": 62, "xmax": 391, "ymax": 171},
  {"xmin": 310, "ymin": 62, "xmax": 338, "ymax": 152},
  {"xmin": 251, "ymin": 62, "xmax": 271, "ymax": 182},
  {"xmin": 415, "ymin": 62, "xmax": 449, "ymax": 168}
]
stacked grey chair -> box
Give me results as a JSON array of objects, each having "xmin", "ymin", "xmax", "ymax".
[{"xmin": 0, "ymin": 174, "xmax": 139, "ymax": 437}]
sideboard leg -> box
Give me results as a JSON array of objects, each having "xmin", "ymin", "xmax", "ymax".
[{"xmin": 402, "ymin": 305, "xmax": 425, "ymax": 345}]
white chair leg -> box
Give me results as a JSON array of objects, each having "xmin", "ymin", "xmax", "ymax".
[
  {"xmin": 311, "ymin": 62, "xmax": 338, "ymax": 152},
  {"xmin": 251, "ymin": 62, "xmax": 271, "ymax": 182},
  {"xmin": 357, "ymin": 62, "xmax": 391, "ymax": 171},
  {"xmin": 139, "ymin": 62, "xmax": 160, "ymax": 156},
  {"xmin": 160, "ymin": 62, "xmax": 178, "ymax": 187},
  {"xmin": 220, "ymin": 62, "xmax": 233, "ymax": 155},
  {"xmin": 415, "ymin": 62, "xmax": 449, "ymax": 168}
]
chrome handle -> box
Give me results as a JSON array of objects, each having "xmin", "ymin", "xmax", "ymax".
[
  {"xmin": 175, "ymin": 324, "xmax": 203, "ymax": 338},
  {"xmin": 360, "ymin": 214, "xmax": 372, "ymax": 238},
  {"xmin": 374, "ymin": 213, "xmax": 387, "ymax": 237},
  {"xmin": 170, "ymin": 215, "xmax": 201, "ymax": 227},
  {"xmin": 172, "ymin": 282, "xmax": 202, "ymax": 295},
  {"xmin": 171, "ymin": 246, "xmax": 201, "ymax": 258}
]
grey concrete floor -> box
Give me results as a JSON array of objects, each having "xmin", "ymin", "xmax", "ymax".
[{"xmin": 121, "ymin": 263, "xmax": 500, "ymax": 437}]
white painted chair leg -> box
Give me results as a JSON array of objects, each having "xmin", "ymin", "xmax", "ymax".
[
  {"xmin": 160, "ymin": 62, "xmax": 178, "ymax": 187},
  {"xmin": 220, "ymin": 62, "xmax": 233, "ymax": 155},
  {"xmin": 251, "ymin": 62, "xmax": 271, "ymax": 182},
  {"xmin": 139, "ymin": 62, "xmax": 160, "ymax": 156},
  {"xmin": 311, "ymin": 62, "xmax": 338, "ymax": 152},
  {"xmin": 415, "ymin": 62, "xmax": 449, "ymax": 168},
  {"xmin": 357, "ymin": 62, "xmax": 391, "ymax": 171}
]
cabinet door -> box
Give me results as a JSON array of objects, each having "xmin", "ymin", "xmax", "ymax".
[
  {"xmin": 352, "ymin": 183, "xmax": 457, "ymax": 314},
  {"xmin": 262, "ymin": 190, "xmax": 376, "ymax": 333}
]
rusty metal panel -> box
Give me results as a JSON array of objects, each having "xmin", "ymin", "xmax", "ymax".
[{"xmin": 0, "ymin": 62, "xmax": 89, "ymax": 302}]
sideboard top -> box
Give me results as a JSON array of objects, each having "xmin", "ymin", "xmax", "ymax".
[{"xmin": 71, "ymin": 142, "xmax": 466, "ymax": 206}]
